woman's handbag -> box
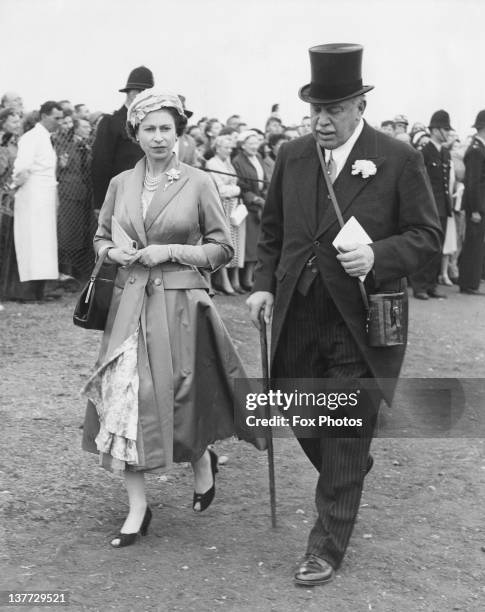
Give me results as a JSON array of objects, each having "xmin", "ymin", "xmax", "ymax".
[
  {"xmin": 230, "ymin": 202, "xmax": 248, "ymax": 226},
  {"xmin": 316, "ymin": 143, "xmax": 405, "ymax": 347},
  {"xmin": 73, "ymin": 249, "xmax": 116, "ymax": 330}
]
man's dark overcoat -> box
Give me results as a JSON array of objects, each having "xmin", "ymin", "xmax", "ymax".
[
  {"xmin": 253, "ymin": 122, "xmax": 442, "ymax": 404},
  {"xmin": 91, "ymin": 105, "xmax": 144, "ymax": 209},
  {"xmin": 420, "ymin": 140, "xmax": 453, "ymax": 219},
  {"xmin": 458, "ymin": 136, "xmax": 485, "ymax": 290}
]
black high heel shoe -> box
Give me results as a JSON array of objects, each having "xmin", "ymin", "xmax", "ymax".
[
  {"xmin": 193, "ymin": 450, "xmax": 218, "ymax": 513},
  {"xmin": 110, "ymin": 505, "xmax": 152, "ymax": 548}
]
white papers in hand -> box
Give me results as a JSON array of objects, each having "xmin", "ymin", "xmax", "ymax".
[
  {"xmin": 332, "ymin": 216, "xmax": 372, "ymax": 282},
  {"xmin": 112, "ymin": 216, "xmax": 137, "ymax": 250}
]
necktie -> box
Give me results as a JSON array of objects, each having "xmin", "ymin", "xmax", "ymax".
[{"xmin": 326, "ymin": 151, "xmax": 337, "ymax": 183}]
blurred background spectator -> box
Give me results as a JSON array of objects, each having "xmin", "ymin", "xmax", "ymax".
[
  {"xmin": 55, "ymin": 117, "xmax": 95, "ymax": 283},
  {"xmin": 206, "ymin": 135, "xmax": 245, "ymax": 294},
  {"xmin": 232, "ymin": 130, "xmax": 268, "ymax": 290},
  {"xmin": 0, "ymin": 108, "xmax": 22, "ymax": 300}
]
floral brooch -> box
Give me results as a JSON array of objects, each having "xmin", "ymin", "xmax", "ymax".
[
  {"xmin": 351, "ymin": 160, "xmax": 377, "ymax": 179},
  {"xmin": 164, "ymin": 168, "xmax": 181, "ymax": 191}
]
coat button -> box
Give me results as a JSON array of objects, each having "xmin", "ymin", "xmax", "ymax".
[
  {"xmin": 129, "ymin": 277, "xmax": 135, "ymax": 284},
  {"xmin": 314, "ymin": 240, "xmax": 320, "ymax": 247},
  {"xmin": 153, "ymin": 278, "xmax": 162, "ymax": 286}
]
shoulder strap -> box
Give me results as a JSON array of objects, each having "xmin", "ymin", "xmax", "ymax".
[
  {"xmin": 316, "ymin": 142, "xmax": 369, "ymax": 313},
  {"xmin": 91, "ymin": 247, "xmax": 111, "ymax": 279}
]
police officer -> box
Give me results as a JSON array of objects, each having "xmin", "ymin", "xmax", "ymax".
[
  {"xmin": 458, "ymin": 110, "xmax": 485, "ymax": 295},
  {"xmin": 410, "ymin": 110, "xmax": 454, "ymax": 299},
  {"xmin": 91, "ymin": 66, "xmax": 154, "ymax": 210}
]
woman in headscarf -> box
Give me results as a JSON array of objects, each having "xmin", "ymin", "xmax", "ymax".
[{"xmin": 81, "ymin": 90, "xmax": 264, "ymax": 548}]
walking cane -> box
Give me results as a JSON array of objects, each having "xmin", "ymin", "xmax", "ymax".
[{"xmin": 258, "ymin": 309, "xmax": 277, "ymax": 528}]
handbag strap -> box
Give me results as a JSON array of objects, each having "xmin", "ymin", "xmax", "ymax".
[
  {"xmin": 90, "ymin": 247, "xmax": 111, "ymax": 279},
  {"xmin": 316, "ymin": 143, "xmax": 370, "ymax": 313}
]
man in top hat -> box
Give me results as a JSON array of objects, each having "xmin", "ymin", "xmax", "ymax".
[
  {"xmin": 458, "ymin": 110, "xmax": 485, "ymax": 294},
  {"xmin": 91, "ymin": 66, "xmax": 154, "ymax": 209},
  {"xmin": 410, "ymin": 110, "xmax": 455, "ymax": 299},
  {"xmin": 247, "ymin": 43, "xmax": 441, "ymax": 585}
]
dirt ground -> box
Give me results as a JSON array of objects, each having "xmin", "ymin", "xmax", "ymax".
[{"xmin": 0, "ymin": 282, "xmax": 484, "ymax": 612}]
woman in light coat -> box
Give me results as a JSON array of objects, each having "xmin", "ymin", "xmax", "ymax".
[
  {"xmin": 82, "ymin": 91, "xmax": 264, "ymax": 548},
  {"xmin": 206, "ymin": 135, "xmax": 246, "ymax": 294}
]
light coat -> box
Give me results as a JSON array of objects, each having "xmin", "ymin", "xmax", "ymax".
[
  {"xmin": 13, "ymin": 123, "xmax": 58, "ymax": 281},
  {"xmin": 83, "ymin": 157, "xmax": 264, "ymax": 470}
]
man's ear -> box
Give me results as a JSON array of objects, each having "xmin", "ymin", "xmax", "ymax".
[{"xmin": 358, "ymin": 97, "xmax": 367, "ymax": 114}]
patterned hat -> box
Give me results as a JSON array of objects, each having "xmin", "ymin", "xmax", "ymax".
[{"xmin": 127, "ymin": 89, "xmax": 186, "ymax": 128}]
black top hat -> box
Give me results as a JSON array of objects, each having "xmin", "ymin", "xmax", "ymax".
[
  {"xmin": 472, "ymin": 110, "xmax": 485, "ymax": 129},
  {"xmin": 299, "ymin": 43, "xmax": 374, "ymax": 104},
  {"xmin": 177, "ymin": 94, "xmax": 193, "ymax": 119},
  {"xmin": 119, "ymin": 66, "xmax": 154, "ymax": 93},
  {"xmin": 428, "ymin": 110, "xmax": 453, "ymax": 131}
]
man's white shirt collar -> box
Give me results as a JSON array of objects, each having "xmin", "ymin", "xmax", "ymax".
[{"xmin": 324, "ymin": 118, "xmax": 364, "ymax": 178}]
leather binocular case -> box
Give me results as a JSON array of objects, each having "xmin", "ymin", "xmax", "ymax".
[{"xmin": 366, "ymin": 291, "xmax": 407, "ymax": 347}]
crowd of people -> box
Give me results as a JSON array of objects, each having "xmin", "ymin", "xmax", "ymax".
[{"xmin": 0, "ymin": 66, "xmax": 484, "ymax": 306}]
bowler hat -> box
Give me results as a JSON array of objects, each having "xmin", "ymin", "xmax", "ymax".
[
  {"xmin": 298, "ymin": 43, "xmax": 374, "ymax": 104},
  {"xmin": 119, "ymin": 66, "xmax": 154, "ymax": 93},
  {"xmin": 429, "ymin": 110, "xmax": 453, "ymax": 131},
  {"xmin": 472, "ymin": 110, "xmax": 485, "ymax": 129}
]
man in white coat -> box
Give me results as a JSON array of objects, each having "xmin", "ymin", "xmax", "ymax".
[{"xmin": 13, "ymin": 101, "xmax": 63, "ymax": 300}]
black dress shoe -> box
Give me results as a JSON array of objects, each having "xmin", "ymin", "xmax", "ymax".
[
  {"xmin": 427, "ymin": 288, "xmax": 447, "ymax": 298},
  {"xmin": 414, "ymin": 292, "xmax": 429, "ymax": 300},
  {"xmin": 110, "ymin": 505, "xmax": 152, "ymax": 548},
  {"xmin": 294, "ymin": 554, "xmax": 334, "ymax": 586},
  {"xmin": 193, "ymin": 450, "xmax": 218, "ymax": 512},
  {"xmin": 460, "ymin": 287, "xmax": 485, "ymax": 295}
]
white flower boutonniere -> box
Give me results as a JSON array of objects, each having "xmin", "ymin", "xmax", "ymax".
[
  {"xmin": 351, "ymin": 160, "xmax": 377, "ymax": 179},
  {"xmin": 164, "ymin": 168, "xmax": 181, "ymax": 191}
]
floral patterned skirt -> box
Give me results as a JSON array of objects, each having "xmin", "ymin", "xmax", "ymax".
[{"xmin": 82, "ymin": 284, "xmax": 265, "ymax": 473}]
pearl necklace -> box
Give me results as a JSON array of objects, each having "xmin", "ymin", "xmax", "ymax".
[{"xmin": 143, "ymin": 170, "xmax": 163, "ymax": 192}]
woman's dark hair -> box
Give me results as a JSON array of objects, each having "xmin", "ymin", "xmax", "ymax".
[
  {"xmin": 0, "ymin": 110, "xmax": 18, "ymax": 146},
  {"xmin": 219, "ymin": 127, "xmax": 236, "ymax": 137},
  {"xmin": 204, "ymin": 118, "xmax": 221, "ymax": 138},
  {"xmin": 268, "ymin": 133, "xmax": 287, "ymax": 151},
  {"xmin": 126, "ymin": 106, "xmax": 188, "ymax": 142}
]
